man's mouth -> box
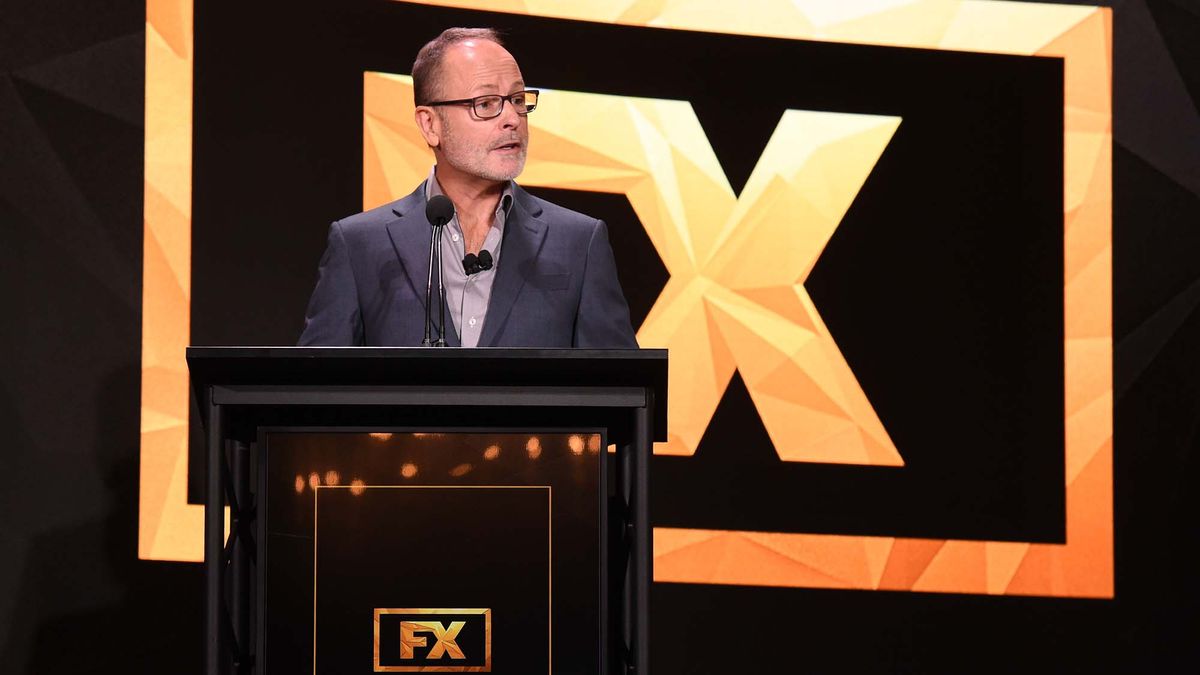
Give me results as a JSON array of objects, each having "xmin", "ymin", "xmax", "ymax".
[{"xmin": 492, "ymin": 140, "xmax": 523, "ymax": 152}]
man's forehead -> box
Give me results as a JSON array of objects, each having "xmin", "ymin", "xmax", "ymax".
[{"xmin": 442, "ymin": 40, "xmax": 523, "ymax": 88}]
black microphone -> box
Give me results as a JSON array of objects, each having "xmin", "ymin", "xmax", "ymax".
[
  {"xmin": 423, "ymin": 195, "xmax": 455, "ymax": 346},
  {"xmin": 426, "ymin": 194, "xmax": 454, "ymax": 228},
  {"xmin": 462, "ymin": 249, "xmax": 494, "ymax": 275}
]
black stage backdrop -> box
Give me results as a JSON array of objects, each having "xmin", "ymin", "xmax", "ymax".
[{"xmin": 2, "ymin": 0, "xmax": 1199, "ymax": 672}]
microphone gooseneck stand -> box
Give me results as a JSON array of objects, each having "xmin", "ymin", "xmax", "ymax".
[
  {"xmin": 422, "ymin": 225, "xmax": 437, "ymax": 346},
  {"xmin": 423, "ymin": 194, "xmax": 456, "ymax": 346},
  {"xmin": 433, "ymin": 221, "xmax": 447, "ymax": 347}
]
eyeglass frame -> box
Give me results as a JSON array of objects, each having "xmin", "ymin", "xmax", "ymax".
[{"xmin": 422, "ymin": 89, "xmax": 540, "ymax": 119}]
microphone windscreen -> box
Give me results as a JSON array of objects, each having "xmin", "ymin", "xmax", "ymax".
[
  {"xmin": 425, "ymin": 194, "xmax": 455, "ymax": 228},
  {"xmin": 462, "ymin": 253, "xmax": 478, "ymax": 273},
  {"xmin": 477, "ymin": 249, "xmax": 493, "ymax": 270}
]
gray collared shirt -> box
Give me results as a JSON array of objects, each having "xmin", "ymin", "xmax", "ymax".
[{"xmin": 425, "ymin": 166, "xmax": 514, "ymax": 347}]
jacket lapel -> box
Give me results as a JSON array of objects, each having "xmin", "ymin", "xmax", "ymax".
[
  {"xmin": 434, "ymin": 288, "xmax": 461, "ymax": 347},
  {"xmin": 384, "ymin": 186, "xmax": 431, "ymax": 307},
  {"xmin": 384, "ymin": 184, "xmax": 461, "ymax": 346},
  {"xmin": 478, "ymin": 187, "xmax": 547, "ymax": 346}
]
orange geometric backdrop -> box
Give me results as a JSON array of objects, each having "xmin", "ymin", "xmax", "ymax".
[{"xmin": 141, "ymin": 0, "xmax": 1112, "ymax": 598}]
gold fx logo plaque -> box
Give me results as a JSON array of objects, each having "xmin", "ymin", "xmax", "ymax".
[{"xmin": 374, "ymin": 608, "xmax": 492, "ymax": 672}]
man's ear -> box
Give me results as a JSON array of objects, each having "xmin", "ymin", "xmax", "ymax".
[{"xmin": 415, "ymin": 106, "xmax": 440, "ymax": 148}]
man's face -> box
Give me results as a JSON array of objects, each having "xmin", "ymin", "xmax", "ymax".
[{"xmin": 429, "ymin": 39, "xmax": 528, "ymax": 183}]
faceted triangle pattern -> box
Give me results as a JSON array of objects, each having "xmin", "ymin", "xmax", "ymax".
[{"xmin": 140, "ymin": 0, "xmax": 205, "ymax": 562}]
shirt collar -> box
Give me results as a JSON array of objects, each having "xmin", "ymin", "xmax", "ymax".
[{"xmin": 424, "ymin": 165, "xmax": 514, "ymax": 218}]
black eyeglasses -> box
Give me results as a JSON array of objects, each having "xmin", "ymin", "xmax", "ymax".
[{"xmin": 424, "ymin": 90, "xmax": 540, "ymax": 119}]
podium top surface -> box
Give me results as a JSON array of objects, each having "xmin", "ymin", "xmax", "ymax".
[{"xmin": 187, "ymin": 347, "xmax": 667, "ymax": 426}]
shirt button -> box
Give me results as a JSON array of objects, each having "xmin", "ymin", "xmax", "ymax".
[
  {"xmin": 451, "ymin": 233, "xmax": 459, "ymax": 242},
  {"xmin": 468, "ymin": 317, "xmax": 477, "ymax": 327}
]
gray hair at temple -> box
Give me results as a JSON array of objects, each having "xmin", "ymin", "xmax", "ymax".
[{"xmin": 412, "ymin": 27, "xmax": 505, "ymax": 106}]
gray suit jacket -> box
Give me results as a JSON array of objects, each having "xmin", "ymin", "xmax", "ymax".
[{"xmin": 298, "ymin": 183, "xmax": 638, "ymax": 348}]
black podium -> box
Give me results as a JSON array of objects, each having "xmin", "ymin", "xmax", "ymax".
[{"xmin": 187, "ymin": 347, "xmax": 666, "ymax": 675}]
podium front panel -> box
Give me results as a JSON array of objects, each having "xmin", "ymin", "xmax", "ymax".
[{"xmin": 261, "ymin": 430, "xmax": 605, "ymax": 675}]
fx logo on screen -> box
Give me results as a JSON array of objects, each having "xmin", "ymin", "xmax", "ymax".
[
  {"xmin": 141, "ymin": 0, "xmax": 1112, "ymax": 600},
  {"xmin": 374, "ymin": 608, "xmax": 492, "ymax": 672}
]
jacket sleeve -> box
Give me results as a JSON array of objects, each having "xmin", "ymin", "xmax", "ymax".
[
  {"xmin": 573, "ymin": 219, "xmax": 639, "ymax": 348},
  {"xmin": 298, "ymin": 220, "xmax": 364, "ymax": 346}
]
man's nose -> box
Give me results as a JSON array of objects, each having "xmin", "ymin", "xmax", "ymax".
[{"xmin": 498, "ymin": 99, "xmax": 521, "ymax": 129}]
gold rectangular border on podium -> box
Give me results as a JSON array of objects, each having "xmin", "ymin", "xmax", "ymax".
[{"xmin": 315, "ymin": 485, "xmax": 552, "ymax": 674}]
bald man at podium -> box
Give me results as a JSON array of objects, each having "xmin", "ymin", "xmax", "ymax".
[{"xmin": 299, "ymin": 28, "xmax": 637, "ymax": 348}]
